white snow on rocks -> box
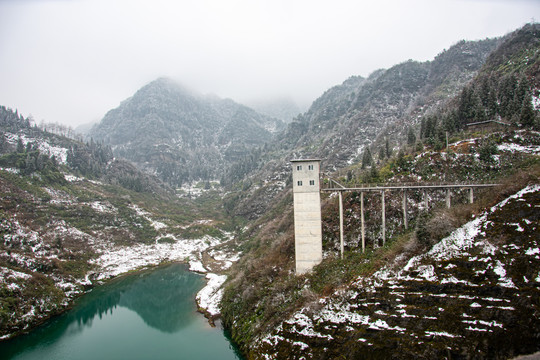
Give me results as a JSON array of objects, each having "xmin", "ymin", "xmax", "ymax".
[
  {"xmin": 0, "ymin": 267, "xmax": 32, "ymax": 282},
  {"xmin": 64, "ymin": 174, "xmax": 84, "ymax": 182},
  {"xmin": 195, "ymin": 273, "xmax": 227, "ymax": 316},
  {"xmin": 425, "ymin": 331, "xmax": 460, "ymax": 338},
  {"xmin": 497, "ymin": 143, "xmax": 540, "ymax": 155},
  {"xmin": 0, "ymin": 167, "xmax": 19, "ymax": 174},
  {"xmin": 491, "ymin": 260, "xmax": 517, "ymax": 289},
  {"xmin": 189, "ymin": 259, "xmax": 207, "ymax": 273},
  {"xmin": 88, "ymin": 201, "xmax": 117, "ymax": 214}
]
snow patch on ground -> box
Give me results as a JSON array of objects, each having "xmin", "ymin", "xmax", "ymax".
[
  {"xmin": 0, "ymin": 167, "xmax": 20, "ymax": 174},
  {"xmin": 90, "ymin": 235, "xmax": 221, "ymax": 280},
  {"xmin": 189, "ymin": 259, "xmax": 207, "ymax": 273},
  {"xmin": 176, "ymin": 181, "xmax": 221, "ymax": 199},
  {"xmin": 64, "ymin": 174, "xmax": 84, "ymax": 182},
  {"xmin": 196, "ymin": 273, "xmax": 227, "ymax": 316},
  {"xmin": 88, "ymin": 201, "xmax": 117, "ymax": 214},
  {"xmin": 497, "ymin": 143, "xmax": 540, "ymax": 155},
  {"xmin": 4, "ymin": 133, "xmax": 68, "ymax": 164},
  {"xmin": 129, "ymin": 204, "xmax": 167, "ymax": 231},
  {"xmin": 256, "ymin": 184, "xmax": 539, "ymax": 357},
  {"xmin": 0, "ymin": 267, "xmax": 32, "ymax": 282}
]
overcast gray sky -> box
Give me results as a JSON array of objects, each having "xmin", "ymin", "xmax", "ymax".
[{"xmin": 0, "ymin": 0, "xmax": 538, "ymax": 127}]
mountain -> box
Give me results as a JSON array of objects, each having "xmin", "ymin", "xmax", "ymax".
[
  {"xmin": 74, "ymin": 120, "xmax": 98, "ymax": 136},
  {"xmin": 2, "ymin": 22, "xmax": 540, "ymax": 359},
  {"xmin": 221, "ymin": 36, "xmax": 502, "ymax": 220},
  {"xmin": 279, "ymin": 37, "xmax": 501, "ymax": 166},
  {"xmin": 88, "ymin": 78, "xmax": 285, "ymax": 186},
  {"xmin": 219, "ymin": 24, "xmax": 540, "ymax": 359}
]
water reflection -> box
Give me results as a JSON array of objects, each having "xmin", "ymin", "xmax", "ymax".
[
  {"xmin": 0, "ymin": 263, "xmax": 217, "ymax": 360},
  {"xmin": 78, "ymin": 263, "xmax": 203, "ymax": 333}
]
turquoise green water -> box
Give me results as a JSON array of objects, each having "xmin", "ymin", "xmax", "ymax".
[{"xmin": 0, "ymin": 264, "xmax": 243, "ymax": 360}]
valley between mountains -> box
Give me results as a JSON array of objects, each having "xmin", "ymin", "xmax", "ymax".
[{"xmin": 1, "ymin": 23, "xmax": 540, "ymax": 359}]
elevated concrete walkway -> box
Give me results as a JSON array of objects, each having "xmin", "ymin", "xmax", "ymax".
[{"xmin": 322, "ymin": 177, "xmax": 499, "ymax": 257}]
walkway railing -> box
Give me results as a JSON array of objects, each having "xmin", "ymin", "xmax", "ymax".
[
  {"xmin": 321, "ymin": 179, "xmax": 500, "ymax": 192},
  {"xmin": 321, "ymin": 177, "xmax": 499, "ymax": 258}
]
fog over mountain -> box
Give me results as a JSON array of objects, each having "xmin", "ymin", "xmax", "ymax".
[
  {"xmin": 88, "ymin": 78, "xmax": 284, "ymax": 185},
  {"xmin": 0, "ymin": 0, "xmax": 537, "ymax": 128},
  {"xmin": 0, "ymin": 21, "xmax": 539, "ymax": 360}
]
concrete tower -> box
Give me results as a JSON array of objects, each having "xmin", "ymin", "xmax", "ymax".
[{"xmin": 291, "ymin": 159, "xmax": 322, "ymax": 274}]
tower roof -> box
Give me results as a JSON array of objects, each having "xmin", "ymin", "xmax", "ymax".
[{"xmin": 290, "ymin": 159, "xmax": 321, "ymax": 163}]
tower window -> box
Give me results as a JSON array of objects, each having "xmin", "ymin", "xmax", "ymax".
[
  {"xmin": 297, "ymin": 181, "xmax": 303, "ymax": 186},
  {"xmin": 309, "ymin": 180, "xmax": 315, "ymax": 185},
  {"xmin": 308, "ymin": 165, "xmax": 314, "ymax": 170},
  {"xmin": 297, "ymin": 165, "xmax": 302, "ymax": 171}
]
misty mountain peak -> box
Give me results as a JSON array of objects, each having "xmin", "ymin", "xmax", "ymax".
[{"xmin": 89, "ymin": 78, "xmax": 284, "ymax": 185}]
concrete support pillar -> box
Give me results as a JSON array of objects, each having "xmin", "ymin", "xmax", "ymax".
[
  {"xmin": 469, "ymin": 187, "xmax": 474, "ymax": 204},
  {"xmin": 381, "ymin": 190, "xmax": 386, "ymax": 246},
  {"xmin": 402, "ymin": 189, "xmax": 408, "ymax": 230},
  {"xmin": 361, "ymin": 191, "xmax": 365, "ymax": 253},
  {"xmin": 339, "ymin": 191, "xmax": 344, "ymax": 260},
  {"xmin": 446, "ymin": 188, "xmax": 452, "ymax": 209}
]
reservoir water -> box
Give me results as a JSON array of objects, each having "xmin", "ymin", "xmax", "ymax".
[{"xmin": 0, "ymin": 263, "xmax": 243, "ymax": 360}]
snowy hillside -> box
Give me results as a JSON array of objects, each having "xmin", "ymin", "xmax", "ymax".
[
  {"xmin": 255, "ymin": 185, "xmax": 539, "ymax": 359},
  {"xmin": 0, "ymin": 107, "xmax": 241, "ymax": 338},
  {"xmin": 0, "ymin": 169, "xmax": 239, "ymax": 338}
]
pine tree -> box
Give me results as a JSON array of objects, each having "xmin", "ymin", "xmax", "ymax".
[
  {"xmin": 479, "ymin": 76, "xmax": 491, "ymax": 109},
  {"xmin": 498, "ymin": 74, "xmax": 518, "ymax": 119},
  {"xmin": 424, "ymin": 117, "xmax": 437, "ymax": 139},
  {"xmin": 473, "ymin": 91, "xmax": 487, "ymax": 123},
  {"xmin": 407, "ymin": 127, "xmax": 416, "ymax": 146},
  {"xmin": 486, "ymin": 85, "xmax": 499, "ymax": 119},
  {"xmin": 457, "ymin": 86, "xmax": 484, "ymax": 124},
  {"xmin": 24, "ymin": 153, "xmax": 36, "ymax": 174},
  {"xmin": 378, "ymin": 146, "xmax": 385, "ymax": 161},
  {"xmin": 16, "ymin": 137, "xmax": 24, "ymax": 153},
  {"xmin": 442, "ymin": 112, "xmax": 456, "ymax": 133},
  {"xmin": 369, "ymin": 165, "xmax": 379, "ymax": 182},
  {"xmin": 419, "ymin": 118, "xmax": 426, "ymax": 139},
  {"xmin": 457, "ymin": 86, "xmax": 474, "ymax": 125},
  {"xmin": 520, "ymin": 95, "xmax": 536, "ymax": 127},
  {"xmin": 361, "ymin": 148, "xmax": 373, "ymax": 169}
]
